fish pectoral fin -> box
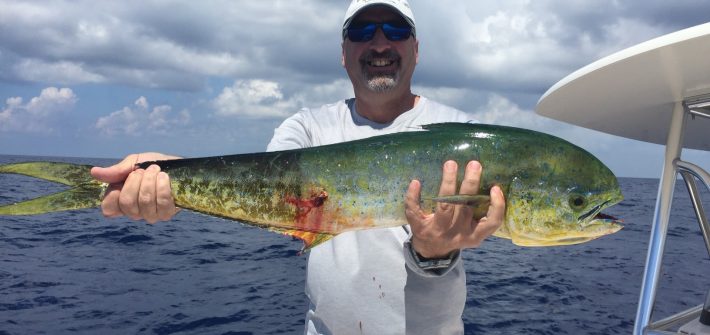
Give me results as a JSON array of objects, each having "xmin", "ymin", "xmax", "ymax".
[
  {"xmin": 430, "ymin": 194, "xmax": 491, "ymax": 220},
  {"xmin": 270, "ymin": 228, "xmax": 334, "ymax": 253},
  {"xmin": 431, "ymin": 194, "xmax": 490, "ymax": 205}
]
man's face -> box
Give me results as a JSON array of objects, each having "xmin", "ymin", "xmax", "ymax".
[{"xmin": 342, "ymin": 6, "xmax": 418, "ymax": 94}]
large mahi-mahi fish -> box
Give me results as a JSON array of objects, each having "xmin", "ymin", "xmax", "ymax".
[{"xmin": 0, "ymin": 123, "xmax": 623, "ymax": 249}]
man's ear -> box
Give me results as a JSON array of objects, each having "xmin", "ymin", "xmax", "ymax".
[
  {"xmin": 341, "ymin": 42, "xmax": 346, "ymax": 67},
  {"xmin": 415, "ymin": 39, "xmax": 419, "ymax": 64}
]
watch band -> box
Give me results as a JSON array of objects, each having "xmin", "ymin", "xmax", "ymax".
[{"xmin": 406, "ymin": 241, "xmax": 460, "ymax": 271}]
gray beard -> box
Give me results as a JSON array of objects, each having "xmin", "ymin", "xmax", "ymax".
[{"xmin": 365, "ymin": 74, "xmax": 398, "ymax": 92}]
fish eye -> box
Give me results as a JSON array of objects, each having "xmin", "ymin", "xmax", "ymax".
[{"xmin": 569, "ymin": 194, "xmax": 587, "ymax": 210}]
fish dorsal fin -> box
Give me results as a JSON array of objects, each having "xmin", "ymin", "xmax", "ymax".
[
  {"xmin": 269, "ymin": 228, "xmax": 334, "ymax": 254},
  {"xmin": 420, "ymin": 122, "xmax": 476, "ymax": 132}
]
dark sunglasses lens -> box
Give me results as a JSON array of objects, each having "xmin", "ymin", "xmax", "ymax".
[
  {"xmin": 347, "ymin": 23, "xmax": 412, "ymax": 42},
  {"xmin": 347, "ymin": 24, "xmax": 377, "ymax": 42},
  {"xmin": 382, "ymin": 24, "xmax": 411, "ymax": 41}
]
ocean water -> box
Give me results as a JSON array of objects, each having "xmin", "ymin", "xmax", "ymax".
[{"xmin": 1, "ymin": 154, "xmax": 709, "ymax": 335}]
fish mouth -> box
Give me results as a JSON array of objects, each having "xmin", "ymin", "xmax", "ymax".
[
  {"xmin": 512, "ymin": 221, "xmax": 623, "ymax": 247},
  {"xmin": 594, "ymin": 212, "xmax": 620, "ymax": 221},
  {"xmin": 511, "ymin": 200, "xmax": 624, "ymax": 247},
  {"xmin": 578, "ymin": 200, "xmax": 612, "ymax": 222},
  {"xmin": 579, "ymin": 199, "xmax": 623, "ymax": 227},
  {"xmin": 568, "ymin": 209, "xmax": 623, "ymax": 245}
]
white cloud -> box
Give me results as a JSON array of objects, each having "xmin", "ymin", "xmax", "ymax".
[
  {"xmin": 212, "ymin": 78, "xmax": 353, "ymax": 118},
  {"xmin": 469, "ymin": 94, "xmax": 547, "ymax": 129},
  {"xmin": 14, "ymin": 59, "xmax": 104, "ymax": 84},
  {"xmin": 213, "ymin": 79, "xmax": 292, "ymax": 118},
  {"xmin": 0, "ymin": 87, "xmax": 77, "ymax": 133},
  {"xmin": 95, "ymin": 96, "xmax": 190, "ymax": 136},
  {"xmin": 455, "ymin": 5, "xmax": 590, "ymax": 90},
  {"xmin": 290, "ymin": 79, "xmax": 355, "ymax": 107}
]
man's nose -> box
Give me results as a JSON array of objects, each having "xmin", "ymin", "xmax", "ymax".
[{"xmin": 369, "ymin": 28, "xmax": 391, "ymax": 52}]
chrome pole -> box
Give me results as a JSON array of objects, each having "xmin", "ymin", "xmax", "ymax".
[
  {"xmin": 634, "ymin": 101, "xmax": 688, "ymax": 334},
  {"xmin": 677, "ymin": 161, "xmax": 710, "ymax": 258}
]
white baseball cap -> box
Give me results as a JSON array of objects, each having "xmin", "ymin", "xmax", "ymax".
[{"xmin": 342, "ymin": 0, "xmax": 416, "ymax": 35}]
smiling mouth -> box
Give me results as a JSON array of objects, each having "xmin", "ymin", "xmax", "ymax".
[{"xmin": 367, "ymin": 58, "xmax": 397, "ymax": 67}]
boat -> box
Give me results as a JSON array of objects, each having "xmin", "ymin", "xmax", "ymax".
[{"xmin": 536, "ymin": 22, "xmax": 710, "ymax": 334}]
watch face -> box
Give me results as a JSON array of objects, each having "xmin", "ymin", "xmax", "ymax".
[{"xmin": 407, "ymin": 241, "xmax": 459, "ymax": 270}]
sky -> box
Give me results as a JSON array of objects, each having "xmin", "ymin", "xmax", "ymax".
[{"xmin": 0, "ymin": 0, "xmax": 709, "ymax": 178}]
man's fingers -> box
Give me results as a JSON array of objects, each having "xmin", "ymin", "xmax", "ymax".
[
  {"xmin": 119, "ymin": 169, "xmax": 143, "ymax": 220},
  {"xmin": 156, "ymin": 171, "xmax": 177, "ymax": 221},
  {"xmin": 101, "ymin": 166, "xmax": 176, "ymax": 223},
  {"xmin": 486, "ymin": 185, "xmax": 506, "ymax": 225},
  {"xmin": 459, "ymin": 161, "xmax": 481, "ymax": 195},
  {"xmin": 90, "ymin": 154, "xmax": 139, "ymax": 184},
  {"xmin": 433, "ymin": 160, "xmax": 458, "ymax": 229},
  {"xmin": 92, "ymin": 152, "xmax": 182, "ymax": 222},
  {"xmin": 91, "ymin": 152, "xmax": 181, "ymax": 185},
  {"xmin": 452, "ymin": 161, "xmax": 481, "ymax": 228},
  {"xmin": 139, "ymin": 165, "xmax": 160, "ymax": 223},
  {"xmin": 405, "ymin": 179, "xmax": 424, "ymax": 221},
  {"xmin": 467, "ymin": 186, "xmax": 506, "ymax": 247},
  {"xmin": 436, "ymin": 160, "xmax": 458, "ymax": 210},
  {"xmin": 101, "ymin": 183, "xmax": 124, "ymax": 218}
]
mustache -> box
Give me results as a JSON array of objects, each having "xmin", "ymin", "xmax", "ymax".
[{"xmin": 360, "ymin": 50, "xmax": 401, "ymax": 62}]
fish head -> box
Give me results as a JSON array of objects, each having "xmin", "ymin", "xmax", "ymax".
[
  {"xmin": 503, "ymin": 184, "xmax": 623, "ymax": 246},
  {"xmin": 499, "ymin": 145, "xmax": 624, "ymax": 247}
]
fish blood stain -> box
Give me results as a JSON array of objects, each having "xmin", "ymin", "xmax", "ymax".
[{"xmin": 285, "ymin": 189, "xmax": 329, "ymax": 229}]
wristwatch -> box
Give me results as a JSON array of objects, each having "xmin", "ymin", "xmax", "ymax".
[{"xmin": 406, "ymin": 241, "xmax": 460, "ymax": 271}]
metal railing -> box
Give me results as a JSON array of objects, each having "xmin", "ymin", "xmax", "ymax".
[{"xmin": 634, "ymin": 96, "xmax": 710, "ymax": 334}]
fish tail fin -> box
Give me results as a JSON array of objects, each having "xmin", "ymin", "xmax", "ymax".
[{"xmin": 0, "ymin": 162, "xmax": 105, "ymax": 215}]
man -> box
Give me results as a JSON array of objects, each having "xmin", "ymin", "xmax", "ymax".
[{"xmin": 91, "ymin": 1, "xmax": 505, "ymax": 334}]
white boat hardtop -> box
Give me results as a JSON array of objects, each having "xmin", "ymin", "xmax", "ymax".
[{"xmin": 537, "ymin": 22, "xmax": 710, "ymax": 151}]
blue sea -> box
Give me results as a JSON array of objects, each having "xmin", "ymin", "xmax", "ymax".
[{"xmin": 1, "ymin": 154, "xmax": 709, "ymax": 334}]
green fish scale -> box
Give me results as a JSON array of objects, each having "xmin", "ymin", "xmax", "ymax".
[
  {"xmin": 150, "ymin": 152, "xmax": 305, "ymax": 230},
  {"xmin": 298, "ymin": 124, "xmax": 620, "ymax": 233}
]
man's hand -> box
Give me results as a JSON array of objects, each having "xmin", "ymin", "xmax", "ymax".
[
  {"xmin": 405, "ymin": 160, "xmax": 505, "ymax": 259},
  {"xmin": 90, "ymin": 152, "xmax": 181, "ymax": 224}
]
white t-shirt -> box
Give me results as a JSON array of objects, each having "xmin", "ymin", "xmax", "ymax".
[{"xmin": 267, "ymin": 96, "xmax": 476, "ymax": 335}]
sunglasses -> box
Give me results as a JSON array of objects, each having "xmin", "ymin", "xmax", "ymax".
[{"xmin": 344, "ymin": 22, "xmax": 414, "ymax": 42}]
